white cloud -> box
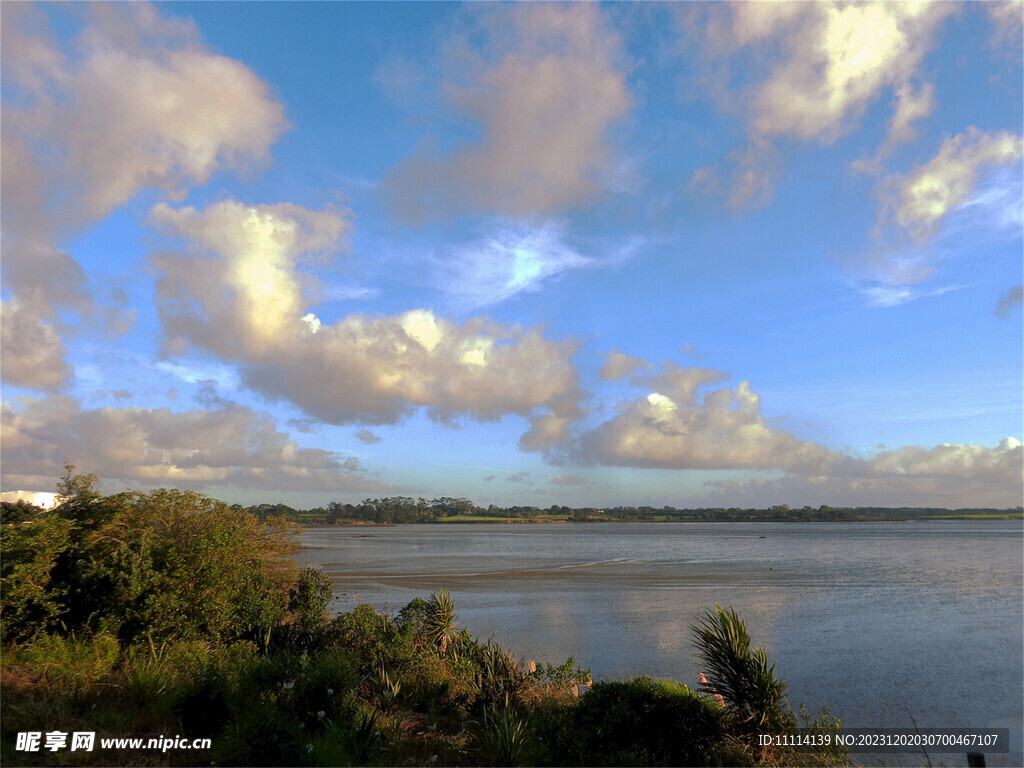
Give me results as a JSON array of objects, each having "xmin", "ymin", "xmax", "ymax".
[
  {"xmin": 687, "ymin": 2, "xmax": 953, "ymax": 209},
  {"xmin": 443, "ymin": 221, "xmax": 591, "ymax": 309},
  {"xmin": 383, "ymin": 3, "xmax": 631, "ymax": 221},
  {"xmin": 743, "ymin": 2, "xmax": 953, "ymax": 142},
  {"xmin": 705, "ymin": 438, "xmax": 1023, "ymax": 508},
  {"xmin": 0, "ymin": 3, "xmax": 287, "ymax": 390},
  {"xmin": 0, "ymin": 396, "xmax": 385, "ymax": 494},
  {"xmin": 149, "ymin": 199, "xmax": 350, "ymax": 358},
  {"xmin": 878, "ymin": 128, "xmax": 1024, "ymax": 241},
  {"xmin": 576, "ymin": 358, "xmax": 1023, "ymax": 508},
  {"xmin": 150, "ymin": 199, "xmax": 584, "ymax": 449},
  {"xmin": 579, "ymin": 363, "xmax": 836, "ymax": 473}
]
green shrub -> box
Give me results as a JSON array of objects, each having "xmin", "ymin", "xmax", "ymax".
[
  {"xmin": 400, "ymin": 650, "xmax": 479, "ymax": 718},
  {"xmin": 282, "ymin": 566, "xmax": 334, "ymax": 651},
  {"xmin": 691, "ymin": 604, "xmax": 792, "ymax": 733},
  {"xmin": 539, "ymin": 676, "xmax": 726, "ymax": 767},
  {"xmin": 477, "ymin": 697, "xmax": 537, "ymax": 767},
  {"xmin": 0, "ymin": 515, "xmax": 73, "ymax": 642},
  {"xmin": 330, "ymin": 604, "xmax": 412, "ymax": 672}
]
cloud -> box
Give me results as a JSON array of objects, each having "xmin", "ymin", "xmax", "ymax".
[
  {"xmin": 383, "ymin": 3, "xmax": 631, "ymax": 221},
  {"xmin": 688, "ymin": 137, "xmax": 781, "ymax": 212},
  {"xmin": 550, "ymin": 473, "xmax": 587, "ymax": 487},
  {"xmin": 579, "ymin": 362, "xmax": 836, "ymax": 473},
  {"xmin": 888, "ymin": 82, "xmax": 936, "ymax": 149},
  {"xmin": 995, "ymin": 286, "xmax": 1024, "ymax": 319},
  {"xmin": 576, "ymin": 357, "xmax": 1022, "ymax": 507},
  {"xmin": 845, "ymin": 131, "xmax": 1023, "ymax": 303},
  {"xmin": 150, "ymin": 199, "xmax": 584, "ymax": 449},
  {"xmin": 737, "ymin": 2, "xmax": 954, "ymax": 142},
  {"xmin": 599, "ymin": 350, "xmax": 649, "ymax": 381},
  {"xmin": 877, "ymin": 128, "xmax": 1024, "ymax": 241},
  {"xmin": 0, "ymin": 396, "xmax": 386, "ymax": 494},
  {"xmin": 852, "ymin": 82, "xmax": 937, "ymax": 175},
  {"xmin": 354, "ymin": 429, "xmax": 382, "ymax": 445},
  {"xmin": 684, "ymin": 2, "xmax": 953, "ymax": 208},
  {"xmin": 0, "ymin": 300, "xmax": 72, "ymax": 390},
  {"xmin": 442, "ymin": 221, "xmax": 591, "ymax": 309},
  {"xmin": 149, "ymin": 199, "xmax": 351, "ymax": 358},
  {"xmin": 986, "ymin": 0, "xmax": 1023, "ymax": 51},
  {"xmin": 704, "ymin": 438, "xmax": 1023, "ymax": 508},
  {"xmin": 0, "ymin": 2, "xmax": 287, "ymax": 390}
]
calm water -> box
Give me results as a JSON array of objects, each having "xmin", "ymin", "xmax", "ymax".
[{"xmin": 297, "ymin": 521, "xmax": 1023, "ymax": 766}]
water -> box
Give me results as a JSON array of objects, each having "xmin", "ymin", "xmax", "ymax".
[{"xmin": 296, "ymin": 521, "xmax": 1023, "ymax": 766}]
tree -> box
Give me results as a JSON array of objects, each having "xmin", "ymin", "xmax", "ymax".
[
  {"xmin": 3, "ymin": 468, "xmax": 303, "ymax": 645},
  {"xmin": 691, "ymin": 605, "xmax": 791, "ymax": 732}
]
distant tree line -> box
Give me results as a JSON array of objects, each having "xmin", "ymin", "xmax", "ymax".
[{"xmin": 230, "ymin": 498, "xmax": 1022, "ymax": 525}]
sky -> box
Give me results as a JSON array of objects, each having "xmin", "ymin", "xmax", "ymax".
[{"xmin": 1, "ymin": 1, "xmax": 1022, "ymax": 510}]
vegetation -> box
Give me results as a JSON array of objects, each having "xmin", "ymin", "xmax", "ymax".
[
  {"xmin": 232, "ymin": 496, "xmax": 1022, "ymax": 526},
  {"xmin": 2, "ymin": 469, "xmax": 849, "ymax": 766}
]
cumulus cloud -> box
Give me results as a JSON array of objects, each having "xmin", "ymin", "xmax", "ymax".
[
  {"xmin": 995, "ymin": 286, "xmax": 1024, "ymax": 319},
  {"xmin": 0, "ymin": 2, "xmax": 287, "ymax": 389},
  {"xmin": 877, "ymin": 128, "xmax": 1024, "ymax": 241},
  {"xmin": 0, "ymin": 300, "xmax": 72, "ymax": 390},
  {"xmin": 578, "ymin": 357, "xmax": 1023, "ymax": 507},
  {"xmin": 0, "ymin": 396, "xmax": 385, "ymax": 494},
  {"xmin": 686, "ymin": 2, "xmax": 953, "ymax": 208},
  {"xmin": 579, "ymin": 362, "xmax": 836, "ymax": 473},
  {"xmin": 150, "ymin": 199, "xmax": 584, "ymax": 449},
  {"xmin": 442, "ymin": 221, "xmax": 591, "ymax": 309},
  {"xmin": 705, "ymin": 438, "xmax": 1023, "ymax": 508},
  {"xmin": 149, "ymin": 199, "xmax": 350, "ymax": 358},
  {"xmin": 383, "ymin": 3, "xmax": 630, "ymax": 221},
  {"xmin": 737, "ymin": 2, "xmax": 954, "ymax": 143},
  {"xmin": 599, "ymin": 350, "xmax": 649, "ymax": 382}
]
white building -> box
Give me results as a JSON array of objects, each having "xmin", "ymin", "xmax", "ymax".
[{"xmin": 0, "ymin": 490, "xmax": 59, "ymax": 509}]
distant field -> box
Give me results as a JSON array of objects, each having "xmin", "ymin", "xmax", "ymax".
[
  {"xmin": 435, "ymin": 514, "xmax": 570, "ymax": 523},
  {"xmin": 921, "ymin": 512, "xmax": 1024, "ymax": 520}
]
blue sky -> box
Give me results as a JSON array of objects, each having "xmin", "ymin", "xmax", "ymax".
[{"xmin": 2, "ymin": 1, "xmax": 1021, "ymax": 509}]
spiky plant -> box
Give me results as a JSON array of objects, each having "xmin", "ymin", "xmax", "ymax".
[
  {"xmin": 477, "ymin": 696, "xmax": 534, "ymax": 767},
  {"xmin": 691, "ymin": 604, "xmax": 790, "ymax": 731},
  {"xmin": 425, "ymin": 588, "xmax": 458, "ymax": 656}
]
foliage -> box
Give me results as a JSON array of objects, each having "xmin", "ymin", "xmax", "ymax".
[
  {"xmin": 2, "ymin": 468, "xmax": 301, "ymax": 645},
  {"xmin": 330, "ymin": 603, "xmax": 413, "ymax": 674},
  {"xmin": 0, "ymin": 514, "xmax": 73, "ymax": 642},
  {"xmin": 536, "ymin": 676, "xmax": 727, "ymax": 766},
  {"xmin": 283, "ymin": 566, "xmax": 334, "ymax": 650},
  {"xmin": 0, "ymin": 500, "xmax": 46, "ymax": 524},
  {"xmin": 691, "ymin": 605, "xmax": 792, "ymax": 733},
  {"xmin": 477, "ymin": 697, "xmax": 536, "ymax": 767},
  {"xmin": 425, "ymin": 588, "xmax": 459, "ymax": 655}
]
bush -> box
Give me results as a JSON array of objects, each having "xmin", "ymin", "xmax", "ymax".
[
  {"xmin": 539, "ymin": 676, "xmax": 726, "ymax": 767},
  {"xmin": 691, "ymin": 604, "xmax": 792, "ymax": 733},
  {"xmin": 0, "ymin": 515, "xmax": 73, "ymax": 642},
  {"xmin": 2, "ymin": 470, "xmax": 303, "ymax": 646}
]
